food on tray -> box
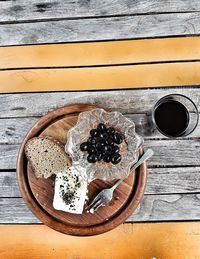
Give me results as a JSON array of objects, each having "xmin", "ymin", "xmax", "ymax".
[
  {"xmin": 80, "ymin": 123, "xmax": 123, "ymax": 164},
  {"xmin": 53, "ymin": 166, "xmax": 87, "ymax": 214},
  {"xmin": 25, "ymin": 108, "xmax": 142, "ymax": 215},
  {"xmin": 25, "ymin": 137, "xmax": 70, "ymax": 178}
]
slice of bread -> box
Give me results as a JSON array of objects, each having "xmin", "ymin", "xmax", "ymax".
[{"xmin": 25, "ymin": 137, "xmax": 70, "ymax": 178}]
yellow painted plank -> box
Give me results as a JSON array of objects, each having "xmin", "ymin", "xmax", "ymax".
[
  {"xmin": 0, "ymin": 62, "xmax": 200, "ymax": 93},
  {"xmin": 0, "ymin": 223, "xmax": 200, "ymax": 258},
  {"xmin": 1, "ymin": 37, "xmax": 200, "ymax": 69}
]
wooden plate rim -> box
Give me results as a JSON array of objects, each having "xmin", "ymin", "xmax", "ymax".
[{"xmin": 16, "ymin": 103, "xmax": 147, "ymax": 236}]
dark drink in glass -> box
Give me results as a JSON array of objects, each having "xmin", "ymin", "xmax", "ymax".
[{"xmin": 152, "ymin": 94, "xmax": 199, "ymax": 138}]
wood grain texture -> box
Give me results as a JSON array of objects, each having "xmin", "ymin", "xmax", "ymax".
[
  {"xmin": 1, "ymin": 223, "xmax": 200, "ymax": 259},
  {"xmin": 0, "ymin": 145, "xmax": 18, "ymax": 170},
  {"xmin": 0, "ymin": 93, "xmax": 199, "ymax": 225},
  {"xmin": 144, "ymin": 139, "xmax": 200, "ymax": 167},
  {"xmin": 2, "ymin": 167, "xmax": 200, "ymax": 198},
  {"xmin": 0, "ymin": 198, "xmax": 40, "ymax": 224},
  {"xmin": 0, "ymin": 23, "xmax": 200, "ymax": 231},
  {"xmin": 1, "ymin": 113, "xmax": 200, "ymax": 145},
  {"xmin": 146, "ymin": 167, "xmax": 200, "ymax": 194},
  {"xmin": 1, "ymin": 0, "xmax": 200, "ymax": 22},
  {"xmin": 1, "ymin": 87, "xmax": 199, "ymax": 224},
  {"xmin": 0, "ymin": 88, "xmax": 199, "ymax": 118},
  {"xmin": 1, "ymin": 37, "xmax": 200, "ymax": 69},
  {"xmin": 0, "ymin": 117, "xmax": 38, "ymax": 144},
  {"xmin": 0, "ymin": 0, "xmax": 200, "ymax": 250},
  {"xmin": 130, "ymin": 194, "xmax": 200, "ymax": 222},
  {"xmin": 2, "ymin": 139, "xmax": 200, "ymax": 169},
  {"xmin": 1, "ymin": 193, "xmax": 200, "ymax": 223},
  {"xmin": 1, "ymin": 62, "xmax": 200, "ymax": 93},
  {"xmin": 0, "ymin": 171, "xmax": 20, "ymax": 197},
  {"xmin": 1, "ymin": 13, "xmax": 200, "ymax": 46}
]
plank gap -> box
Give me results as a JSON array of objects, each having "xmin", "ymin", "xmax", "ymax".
[
  {"xmin": 1, "ymin": 59, "xmax": 200, "ymax": 71},
  {"xmin": 1, "ymin": 11, "xmax": 200, "ymax": 25},
  {"xmin": 2, "ymin": 35, "xmax": 200, "ymax": 48}
]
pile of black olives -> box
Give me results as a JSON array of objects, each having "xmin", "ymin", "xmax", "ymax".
[{"xmin": 80, "ymin": 123, "xmax": 123, "ymax": 164}]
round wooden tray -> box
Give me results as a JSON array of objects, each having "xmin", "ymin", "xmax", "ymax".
[{"xmin": 17, "ymin": 104, "xmax": 147, "ymax": 236}]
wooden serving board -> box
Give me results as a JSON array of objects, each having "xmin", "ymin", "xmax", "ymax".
[{"xmin": 17, "ymin": 104, "xmax": 147, "ymax": 236}]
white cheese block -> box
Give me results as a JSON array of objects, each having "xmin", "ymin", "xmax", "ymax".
[{"xmin": 53, "ymin": 166, "xmax": 88, "ymax": 214}]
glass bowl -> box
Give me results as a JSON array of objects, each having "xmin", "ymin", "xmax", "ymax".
[{"xmin": 65, "ymin": 109, "xmax": 143, "ymax": 182}]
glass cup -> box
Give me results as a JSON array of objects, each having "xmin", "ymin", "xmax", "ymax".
[{"xmin": 149, "ymin": 94, "xmax": 199, "ymax": 138}]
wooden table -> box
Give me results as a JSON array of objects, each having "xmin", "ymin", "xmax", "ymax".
[{"xmin": 1, "ymin": 1, "xmax": 200, "ymax": 258}]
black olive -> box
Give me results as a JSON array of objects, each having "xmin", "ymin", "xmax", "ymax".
[
  {"xmin": 96, "ymin": 141, "xmax": 105, "ymax": 150},
  {"xmin": 80, "ymin": 142, "xmax": 90, "ymax": 151},
  {"xmin": 101, "ymin": 138, "xmax": 109, "ymax": 144},
  {"xmin": 96, "ymin": 152, "xmax": 103, "ymax": 161},
  {"xmin": 107, "ymin": 138, "xmax": 114, "ymax": 145},
  {"xmin": 97, "ymin": 123, "xmax": 107, "ymax": 132},
  {"xmin": 113, "ymin": 132, "xmax": 122, "ymax": 144},
  {"xmin": 112, "ymin": 145, "xmax": 119, "ymax": 154},
  {"xmin": 87, "ymin": 154, "xmax": 98, "ymax": 163},
  {"xmin": 102, "ymin": 145, "xmax": 112, "ymax": 154},
  {"xmin": 103, "ymin": 154, "xmax": 111, "ymax": 163},
  {"xmin": 103, "ymin": 139, "xmax": 108, "ymax": 145},
  {"xmin": 99, "ymin": 132, "xmax": 108, "ymax": 140},
  {"xmin": 111, "ymin": 154, "xmax": 121, "ymax": 164},
  {"xmin": 88, "ymin": 145, "xmax": 97, "ymax": 154},
  {"xmin": 107, "ymin": 127, "xmax": 115, "ymax": 135},
  {"xmin": 90, "ymin": 129, "xmax": 99, "ymax": 137},
  {"xmin": 88, "ymin": 137, "xmax": 96, "ymax": 144}
]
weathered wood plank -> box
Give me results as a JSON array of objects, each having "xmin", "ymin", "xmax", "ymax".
[
  {"xmin": 128, "ymin": 193, "xmax": 200, "ymax": 222},
  {"xmin": 0, "ymin": 88, "xmax": 199, "ymax": 118},
  {"xmin": 2, "ymin": 37, "xmax": 200, "ymax": 69},
  {"xmin": 1, "ymin": 140, "xmax": 200, "ymax": 169},
  {"xmin": 0, "ymin": 198, "xmax": 40, "ymax": 223},
  {"xmin": 0, "ymin": 145, "xmax": 18, "ymax": 170},
  {"xmin": 1, "ymin": 167, "xmax": 200, "ymax": 197},
  {"xmin": 146, "ymin": 167, "xmax": 200, "ymax": 194},
  {"xmin": 1, "ymin": 13, "xmax": 200, "ymax": 46},
  {"xmin": 144, "ymin": 139, "xmax": 200, "ymax": 167},
  {"xmin": 1, "ymin": 194, "xmax": 200, "ymax": 223},
  {"xmin": 0, "ymin": 171, "xmax": 20, "ymax": 197},
  {"xmin": 0, "ymin": 114, "xmax": 200, "ymax": 145},
  {"xmin": 1, "ymin": 0, "xmax": 200, "ymax": 22},
  {"xmin": 0, "ymin": 117, "xmax": 38, "ymax": 144}
]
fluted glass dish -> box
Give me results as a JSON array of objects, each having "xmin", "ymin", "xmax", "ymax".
[{"xmin": 65, "ymin": 109, "xmax": 143, "ymax": 182}]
